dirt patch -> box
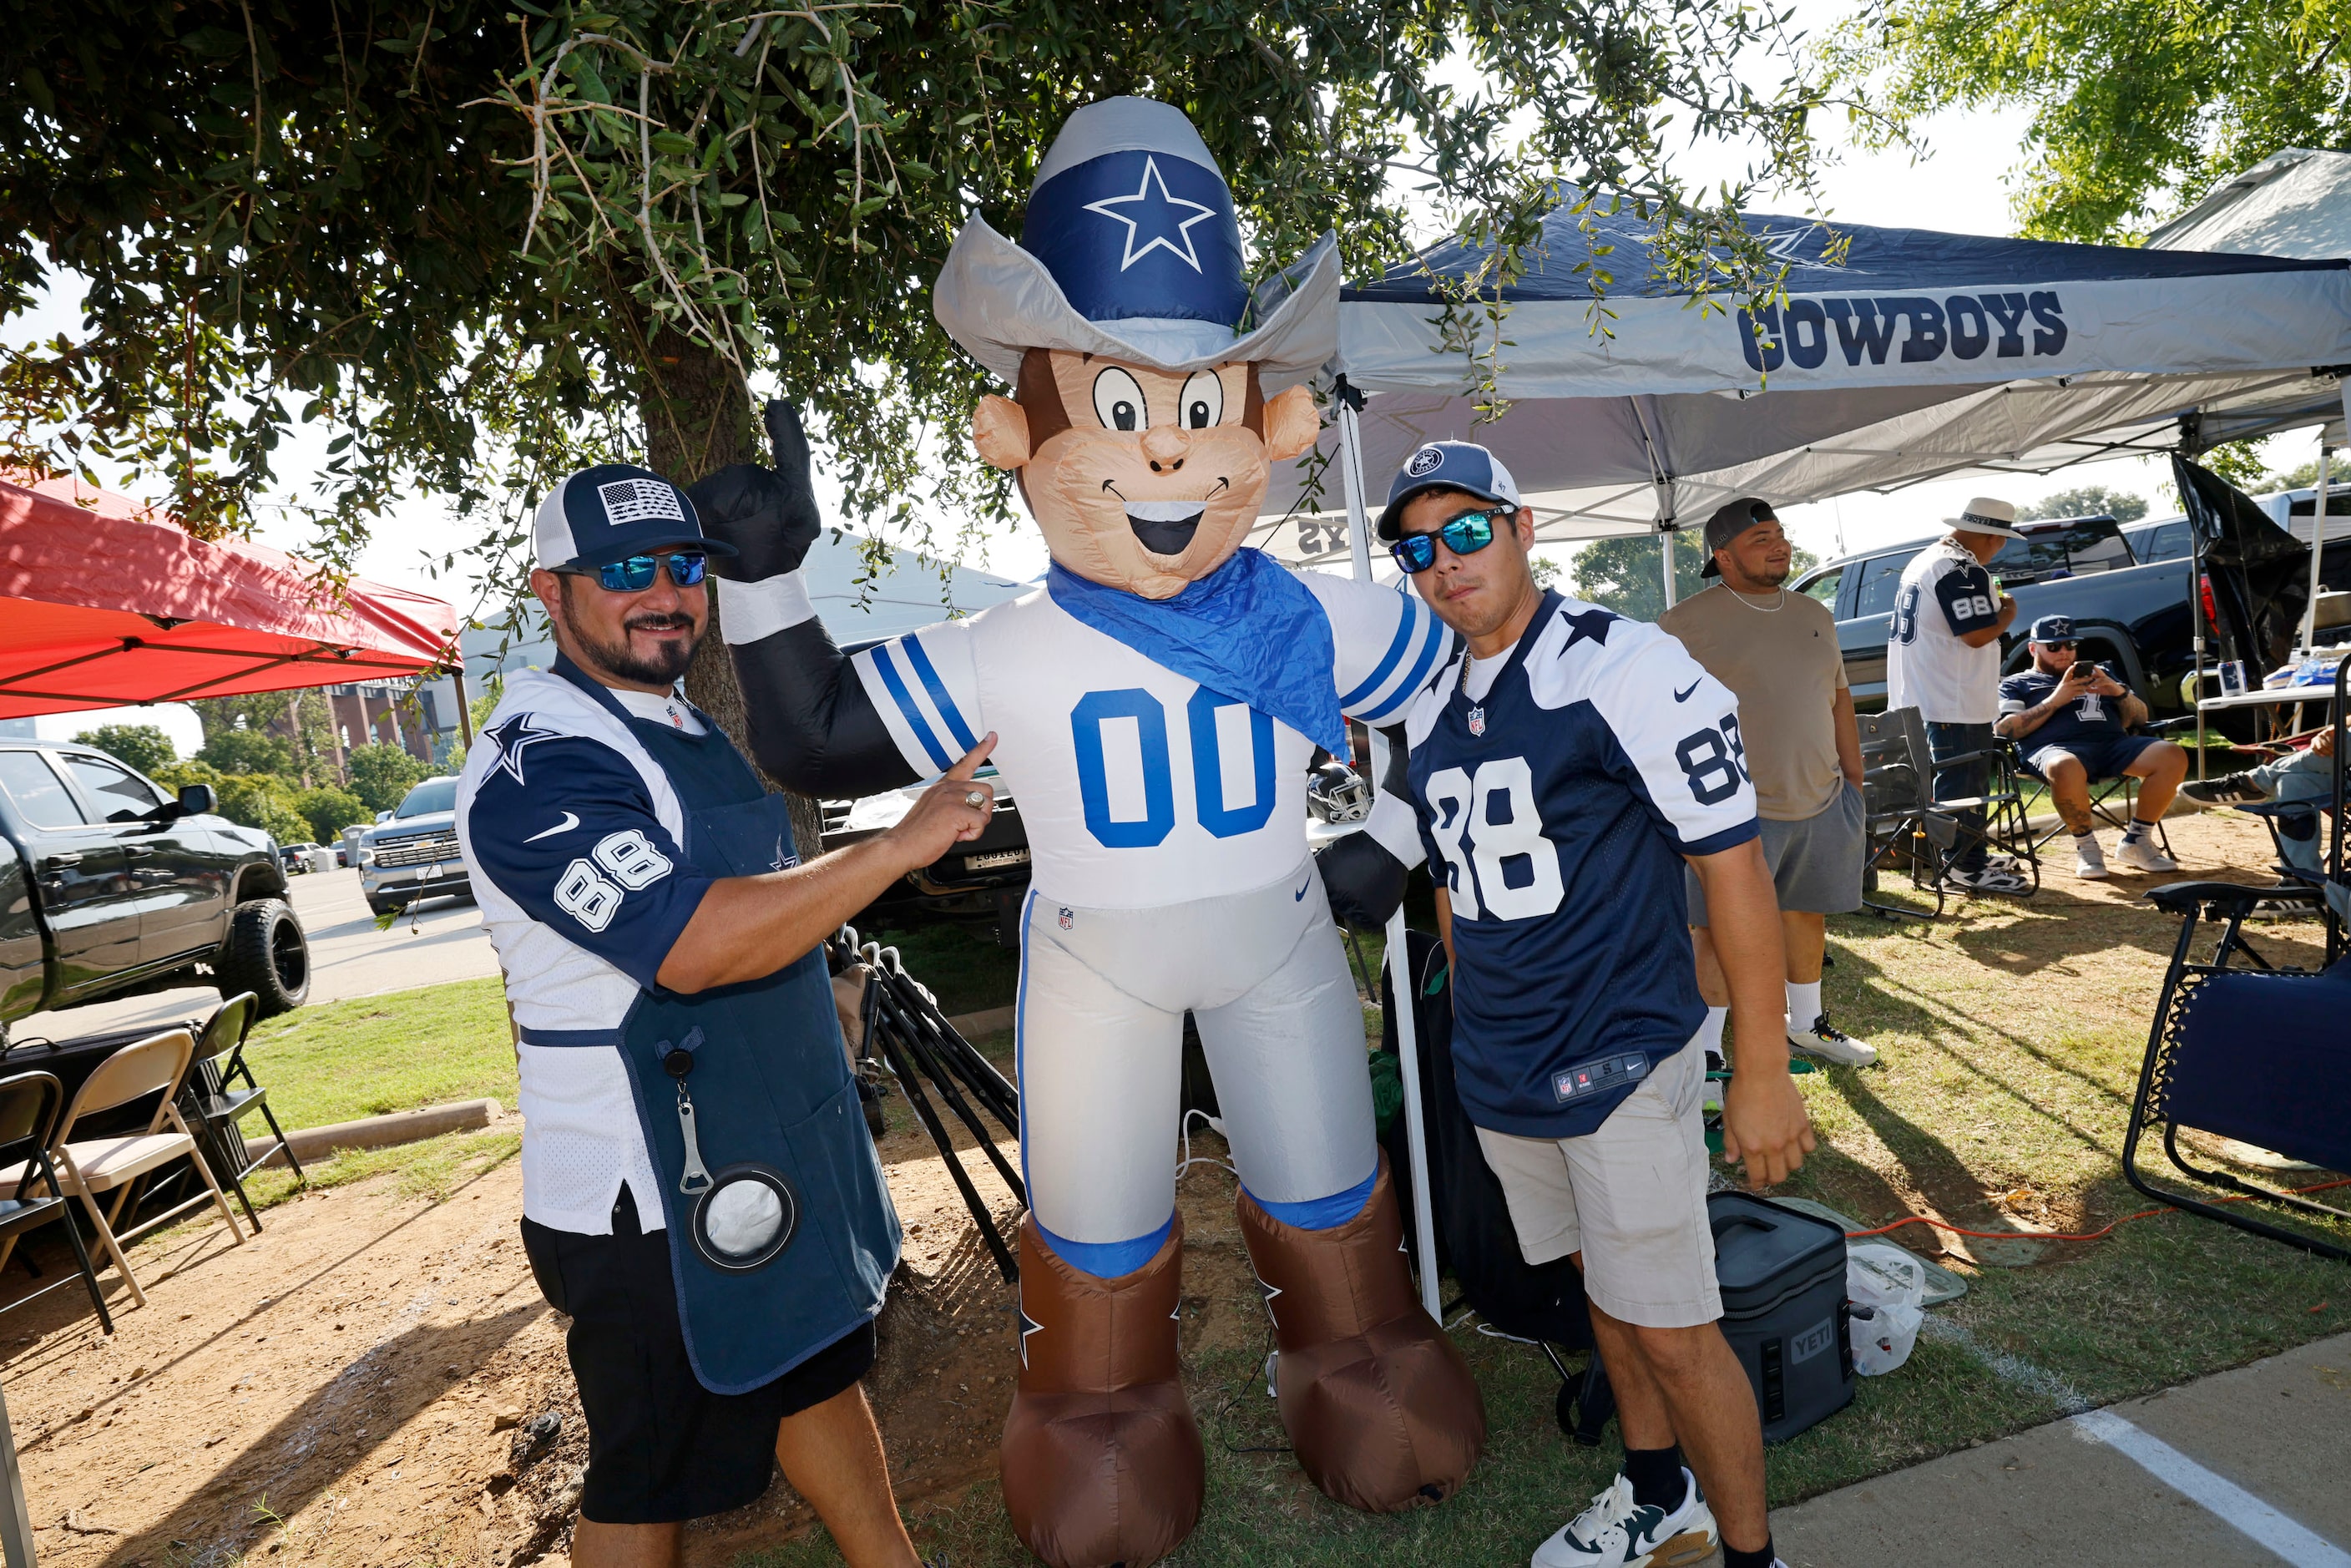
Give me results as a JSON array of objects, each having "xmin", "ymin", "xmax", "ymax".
[{"xmin": 0, "ymin": 1075, "xmax": 1277, "ymax": 1568}]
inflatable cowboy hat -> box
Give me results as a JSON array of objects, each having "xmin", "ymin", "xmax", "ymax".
[{"xmin": 933, "ymin": 97, "xmax": 1338, "ymax": 389}]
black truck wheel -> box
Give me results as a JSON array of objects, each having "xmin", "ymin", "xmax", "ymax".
[{"xmin": 219, "ymin": 898, "xmax": 312, "ymax": 1016}]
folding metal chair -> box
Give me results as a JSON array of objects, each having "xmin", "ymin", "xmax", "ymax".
[
  {"xmin": 180, "ymin": 991, "xmax": 303, "ymax": 1232},
  {"xmin": 2121, "ymin": 880, "xmax": 2351, "ymax": 1262},
  {"xmin": 23, "ymin": 1029, "xmax": 244, "ymax": 1310},
  {"xmin": 0, "ymin": 1071, "xmax": 114, "ymax": 1335}
]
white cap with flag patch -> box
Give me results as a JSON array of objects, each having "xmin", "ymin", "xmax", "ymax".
[{"xmin": 532, "ymin": 463, "xmax": 736, "ymax": 571}]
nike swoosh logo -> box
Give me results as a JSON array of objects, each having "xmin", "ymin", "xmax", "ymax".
[
  {"xmin": 1674, "ymin": 679, "xmax": 1701, "ymax": 702},
  {"xmin": 1295, "ymin": 878, "xmax": 1311, "ymax": 902},
  {"xmin": 525, "ymin": 812, "xmax": 580, "ymax": 842}
]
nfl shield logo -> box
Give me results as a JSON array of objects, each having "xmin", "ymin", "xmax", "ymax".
[
  {"xmin": 1058, "ymin": 907, "xmax": 1074, "ymax": 931},
  {"xmin": 1468, "ymin": 706, "xmax": 1486, "ymax": 736}
]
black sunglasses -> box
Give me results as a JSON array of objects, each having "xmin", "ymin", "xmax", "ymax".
[
  {"xmin": 1389, "ymin": 508, "xmax": 1509, "ymax": 574},
  {"xmin": 2041, "ymin": 640, "xmax": 2080, "ymax": 651},
  {"xmin": 565, "ymin": 551, "xmax": 709, "ymax": 593}
]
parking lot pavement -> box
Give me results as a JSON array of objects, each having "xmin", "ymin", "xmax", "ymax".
[
  {"xmin": 1772, "ymin": 1331, "xmax": 2351, "ymax": 1567},
  {"xmin": 9, "ymin": 867, "xmax": 501, "ymax": 1042}
]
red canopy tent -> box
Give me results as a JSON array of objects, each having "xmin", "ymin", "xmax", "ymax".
[{"xmin": 0, "ymin": 473, "xmax": 463, "ymax": 723}]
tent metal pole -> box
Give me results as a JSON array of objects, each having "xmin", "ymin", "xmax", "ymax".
[
  {"xmin": 2192, "ymin": 493, "xmax": 2207, "ymax": 781},
  {"xmin": 1661, "ymin": 529, "xmax": 1678, "ymax": 611},
  {"xmin": 1337, "ymin": 383, "xmax": 1443, "ymax": 1323},
  {"xmin": 2301, "ymin": 442, "xmax": 2332, "ymax": 656}
]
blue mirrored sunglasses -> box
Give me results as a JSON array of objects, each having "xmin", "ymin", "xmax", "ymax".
[
  {"xmin": 1389, "ymin": 509, "xmax": 1505, "ymax": 574},
  {"xmin": 573, "ymin": 551, "xmax": 708, "ymax": 592}
]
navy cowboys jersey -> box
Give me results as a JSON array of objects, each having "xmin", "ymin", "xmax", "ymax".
[{"xmin": 1403, "ymin": 592, "xmax": 1759, "ymax": 1138}]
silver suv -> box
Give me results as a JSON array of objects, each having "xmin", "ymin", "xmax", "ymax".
[{"xmin": 357, "ymin": 776, "xmax": 467, "ymax": 916}]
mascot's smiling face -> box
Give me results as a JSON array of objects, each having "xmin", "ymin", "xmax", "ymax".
[{"xmin": 972, "ymin": 348, "xmax": 1322, "ymax": 600}]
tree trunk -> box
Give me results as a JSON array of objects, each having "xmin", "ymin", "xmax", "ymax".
[{"xmin": 641, "ymin": 329, "xmax": 830, "ymax": 862}]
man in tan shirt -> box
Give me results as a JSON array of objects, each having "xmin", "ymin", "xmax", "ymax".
[{"xmin": 1659, "ymin": 499, "xmax": 1876, "ymax": 1067}]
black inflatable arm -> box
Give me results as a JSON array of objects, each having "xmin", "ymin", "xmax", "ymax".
[
  {"xmin": 689, "ymin": 405, "xmax": 922, "ymax": 801},
  {"xmin": 1316, "ymin": 725, "xmax": 1414, "ymax": 932}
]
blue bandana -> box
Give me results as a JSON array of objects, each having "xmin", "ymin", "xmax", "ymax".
[{"xmin": 1047, "ymin": 549, "xmax": 1346, "ymax": 755}]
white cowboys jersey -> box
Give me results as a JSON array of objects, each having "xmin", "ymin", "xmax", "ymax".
[
  {"xmin": 743, "ymin": 567, "xmax": 1449, "ymax": 908},
  {"xmin": 1885, "ymin": 539, "xmax": 2004, "ymax": 723}
]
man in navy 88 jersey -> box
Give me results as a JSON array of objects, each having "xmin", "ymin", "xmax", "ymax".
[{"xmin": 1353, "ymin": 441, "xmax": 1813, "ymax": 1568}]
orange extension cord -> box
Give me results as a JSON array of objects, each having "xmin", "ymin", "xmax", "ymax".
[{"xmin": 1844, "ymin": 1176, "xmax": 2351, "ymax": 1245}]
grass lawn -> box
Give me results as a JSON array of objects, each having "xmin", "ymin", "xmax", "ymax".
[{"xmin": 241, "ymin": 974, "xmax": 519, "ymax": 1130}]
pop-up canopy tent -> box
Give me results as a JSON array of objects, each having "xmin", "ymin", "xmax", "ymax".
[
  {"xmin": 1262, "ymin": 191, "xmax": 2351, "ymax": 1314},
  {"xmin": 1248, "ymin": 195, "xmax": 2351, "ymax": 570},
  {"xmin": 0, "ymin": 473, "xmax": 463, "ymax": 721}
]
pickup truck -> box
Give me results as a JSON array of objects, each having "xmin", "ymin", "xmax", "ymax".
[
  {"xmin": 1792, "ymin": 515, "xmax": 2197, "ymax": 712},
  {"xmin": 0, "ymin": 738, "xmax": 312, "ymax": 1042},
  {"xmin": 356, "ymin": 776, "xmax": 468, "ymax": 916}
]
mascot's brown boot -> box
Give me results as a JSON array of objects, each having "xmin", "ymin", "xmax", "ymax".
[
  {"xmin": 999, "ymin": 1215, "xmax": 1204, "ymax": 1568},
  {"xmin": 1236, "ymin": 1153, "xmax": 1486, "ymax": 1512}
]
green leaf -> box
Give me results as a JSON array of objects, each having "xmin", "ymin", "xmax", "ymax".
[
  {"xmin": 650, "ymin": 130, "xmax": 700, "ymax": 159},
  {"xmin": 372, "ymin": 37, "xmax": 419, "ymax": 56}
]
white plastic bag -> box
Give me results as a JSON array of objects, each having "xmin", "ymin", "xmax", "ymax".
[{"xmin": 1846, "ymin": 1242, "xmax": 1927, "ymax": 1377}]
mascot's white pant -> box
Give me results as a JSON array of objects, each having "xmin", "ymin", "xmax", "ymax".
[{"xmin": 1014, "ymin": 860, "xmax": 1377, "ymax": 1277}]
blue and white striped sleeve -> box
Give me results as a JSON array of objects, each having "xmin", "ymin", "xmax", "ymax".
[
  {"xmin": 849, "ymin": 619, "xmax": 986, "ymax": 776},
  {"xmin": 1303, "ymin": 572, "xmax": 1455, "ymax": 727}
]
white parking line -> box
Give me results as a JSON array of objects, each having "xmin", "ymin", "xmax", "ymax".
[{"xmin": 2070, "ymin": 1407, "xmax": 2351, "ymax": 1567}]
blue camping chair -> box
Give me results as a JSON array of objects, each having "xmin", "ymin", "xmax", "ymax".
[{"xmin": 2122, "ymin": 879, "xmax": 2351, "ymax": 1262}]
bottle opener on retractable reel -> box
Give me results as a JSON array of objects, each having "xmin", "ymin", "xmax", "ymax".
[{"xmin": 660, "ymin": 1028, "xmax": 801, "ymax": 1272}]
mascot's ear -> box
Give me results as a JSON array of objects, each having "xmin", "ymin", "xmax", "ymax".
[
  {"xmin": 973, "ymin": 395, "xmax": 1031, "ymax": 470},
  {"xmin": 1263, "ymin": 384, "xmax": 1320, "ymax": 462}
]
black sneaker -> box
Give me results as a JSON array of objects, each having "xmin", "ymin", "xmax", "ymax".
[{"xmin": 2182, "ymin": 771, "xmax": 2269, "ymax": 806}]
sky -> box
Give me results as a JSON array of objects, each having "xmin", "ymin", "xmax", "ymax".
[{"xmin": 5, "ymin": 3, "xmax": 2328, "ymax": 695}]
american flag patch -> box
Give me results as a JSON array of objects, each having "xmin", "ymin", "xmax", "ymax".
[{"xmin": 597, "ymin": 478, "xmax": 686, "ymax": 527}]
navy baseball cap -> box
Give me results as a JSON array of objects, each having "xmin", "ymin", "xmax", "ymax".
[
  {"xmin": 2028, "ymin": 615, "xmax": 2077, "ymax": 645},
  {"xmin": 1377, "ymin": 441, "xmax": 1524, "ymax": 540},
  {"xmin": 532, "ymin": 463, "xmax": 738, "ymax": 572}
]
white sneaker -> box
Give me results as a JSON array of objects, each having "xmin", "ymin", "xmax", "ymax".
[
  {"xmin": 1789, "ymin": 1011, "xmax": 1878, "ymax": 1066},
  {"xmin": 1532, "ymin": 1469, "xmax": 1717, "ymax": 1568},
  {"xmin": 2073, "ymin": 836, "xmax": 2109, "ymax": 879},
  {"xmin": 2113, "ymin": 835, "xmax": 2178, "ymax": 873}
]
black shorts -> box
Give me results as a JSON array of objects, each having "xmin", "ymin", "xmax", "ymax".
[{"xmin": 519, "ymin": 1187, "xmax": 877, "ymax": 1525}]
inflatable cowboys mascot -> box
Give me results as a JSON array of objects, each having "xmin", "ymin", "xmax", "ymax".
[{"xmin": 691, "ymin": 99, "xmax": 1483, "ymax": 1566}]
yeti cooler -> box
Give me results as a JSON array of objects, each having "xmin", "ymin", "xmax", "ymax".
[{"xmin": 1709, "ymin": 1192, "xmax": 1853, "ymax": 1443}]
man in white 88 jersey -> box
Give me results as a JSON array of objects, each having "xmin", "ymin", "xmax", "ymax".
[
  {"xmin": 1883, "ymin": 497, "xmax": 2030, "ymax": 896},
  {"xmin": 685, "ymin": 95, "xmax": 1484, "ymax": 1568}
]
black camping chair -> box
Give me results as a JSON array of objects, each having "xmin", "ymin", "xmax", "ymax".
[
  {"xmin": 2121, "ymin": 879, "xmax": 2351, "ymax": 1262},
  {"xmin": 1855, "ymin": 708, "xmax": 1949, "ymax": 919},
  {"xmin": 0, "ymin": 1071, "xmax": 115, "ymax": 1335},
  {"xmin": 179, "ymin": 991, "xmax": 303, "ymax": 1232},
  {"xmin": 1893, "ymin": 706, "xmax": 2040, "ymax": 899},
  {"xmin": 1378, "ymin": 928, "xmax": 1614, "ymax": 1444},
  {"xmin": 2008, "ymin": 713, "xmax": 2188, "ymax": 863}
]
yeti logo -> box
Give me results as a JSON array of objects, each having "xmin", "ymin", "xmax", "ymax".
[{"xmin": 1406, "ymin": 446, "xmax": 1444, "ymax": 478}]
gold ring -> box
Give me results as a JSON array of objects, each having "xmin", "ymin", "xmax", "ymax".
[{"xmin": 964, "ymin": 790, "xmax": 988, "ymax": 809}]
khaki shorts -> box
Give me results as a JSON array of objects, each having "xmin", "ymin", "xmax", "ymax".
[{"xmin": 1473, "ymin": 1045, "xmax": 1721, "ymax": 1328}]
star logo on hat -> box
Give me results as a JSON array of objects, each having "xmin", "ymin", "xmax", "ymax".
[{"xmin": 1082, "ymin": 154, "xmax": 1217, "ymax": 275}]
